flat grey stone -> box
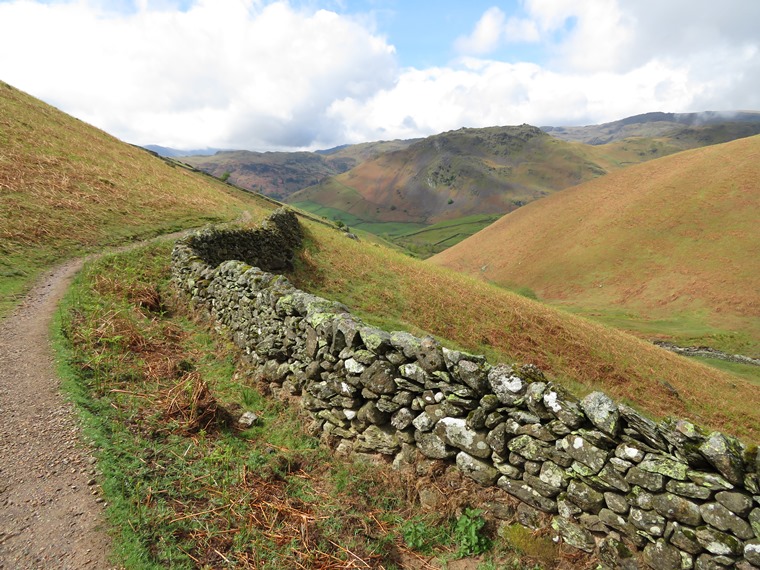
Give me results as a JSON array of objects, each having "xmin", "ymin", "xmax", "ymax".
[
  {"xmin": 433, "ymin": 417, "xmax": 491, "ymax": 459},
  {"xmin": 581, "ymin": 391, "xmax": 620, "ymax": 436},
  {"xmin": 698, "ymin": 432, "xmax": 745, "ymax": 486},
  {"xmin": 642, "ymin": 538, "xmax": 682, "ymax": 570},
  {"xmin": 745, "ymin": 539, "xmax": 760, "ymax": 566},
  {"xmin": 700, "ymin": 502, "xmax": 754, "ymax": 540},
  {"xmin": 497, "ymin": 477, "xmax": 558, "ymax": 513},
  {"xmin": 414, "ymin": 430, "xmax": 455, "ymax": 459},
  {"xmin": 561, "ymin": 434, "xmax": 609, "ymax": 474},
  {"xmin": 626, "ymin": 466, "xmax": 665, "ymax": 492},
  {"xmin": 715, "ymin": 491, "xmax": 753, "ymax": 517},
  {"xmin": 695, "ymin": 526, "xmax": 742, "ymax": 556},
  {"xmin": 456, "ymin": 451, "xmax": 499, "ymax": 486},
  {"xmin": 552, "ymin": 516, "xmax": 596, "ymax": 553},
  {"xmin": 488, "ymin": 364, "xmax": 526, "ymax": 405},
  {"xmin": 567, "ymin": 479, "xmax": 604, "ymax": 513},
  {"xmin": 666, "ymin": 521, "xmax": 703, "ymax": 555},
  {"xmin": 630, "ymin": 506, "xmax": 666, "ymax": 536},
  {"xmin": 639, "ymin": 453, "xmax": 689, "ymax": 481},
  {"xmin": 652, "ymin": 493, "xmax": 702, "ymax": 526}
]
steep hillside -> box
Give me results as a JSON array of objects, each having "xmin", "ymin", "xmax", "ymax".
[
  {"xmin": 543, "ymin": 110, "xmax": 760, "ymax": 145},
  {"xmin": 0, "ymin": 81, "xmax": 272, "ymax": 318},
  {"xmin": 431, "ymin": 135, "xmax": 760, "ymax": 356},
  {"xmin": 179, "ymin": 139, "xmax": 414, "ymax": 201}
]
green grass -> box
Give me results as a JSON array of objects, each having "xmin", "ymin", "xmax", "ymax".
[
  {"xmin": 292, "ymin": 201, "xmax": 503, "ymax": 258},
  {"xmin": 290, "ymin": 200, "xmax": 426, "ymax": 237},
  {"xmin": 393, "ymin": 214, "xmax": 504, "ymax": 258},
  {"xmin": 690, "ymin": 357, "xmax": 760, "ymax": 386},
  {"xmin": 559, "ymin": 304, "xmax": 759, "ymax": 358}
]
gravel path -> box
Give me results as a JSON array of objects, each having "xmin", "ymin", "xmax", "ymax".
[{"xmin": 0, "ymin": 260, "xmax": 114, "ymax": 569}]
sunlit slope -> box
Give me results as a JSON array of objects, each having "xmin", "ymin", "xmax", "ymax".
[
  {"xmin": 431, "ymin": 135, "xmax": 760, "ymax": 354},
  {"xmin": 0, "ymin": 81, "xmax": 271, "ymax": 316}
]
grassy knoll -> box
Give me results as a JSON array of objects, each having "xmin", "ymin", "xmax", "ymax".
[
  {"xmin": 290, "ymin": 220, "xmax": 760, "ymax": 440},
  {"xmin": 56, "ymin": 241, "xmax": 575, "ymax": 569},
  {"xmin": 0, "ymin": 81, "xmax": 271, "ymax": 319},
  {"xmin": 431, "ymin": 135, "xmax": 760, "ymax": 359}
]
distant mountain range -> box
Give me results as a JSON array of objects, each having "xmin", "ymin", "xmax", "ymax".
[
  {"xmin": 142, "ymin": 145, "xmax": 226, "ymax": 158},
  {"xmin": 542, "ymin": 110, "xmax": 760, "ymax": 144},
  {"xmin": 174, "ymin": 140, "xmax": 414, "ymax": 201}
]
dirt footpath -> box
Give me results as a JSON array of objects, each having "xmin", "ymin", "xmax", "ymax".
[{"xmin": 0, "ymin": 260, "xmax": 114, "ymax": 569}]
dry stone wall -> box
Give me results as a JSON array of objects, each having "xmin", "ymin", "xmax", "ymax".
[{"xmin": 172, "ymin": 209, "xmax": 760, "ymax": 570}]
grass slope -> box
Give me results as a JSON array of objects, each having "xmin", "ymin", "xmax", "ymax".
[
  {"xmin": 0, "ymin": 81, "xmax": 272, "ymax": 318},
  {"xmin": 431, "ymin": 135, "xmax": 760, "ymax": 358},
  {"xmin": 290, "ymin": 221, "xmax": 760, "ymax": 440}
]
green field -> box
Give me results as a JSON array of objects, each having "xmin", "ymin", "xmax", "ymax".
[
  {"xmin": 393, "ymin": 214, "xmax": 504, "ymax": 257},
  {"xmin": 292, "ymin": 201, "xmax": 503, "ymax": 258},
  {"xmin": 290, "ymin": 200, "xmax": 426, "ymax": 236}
]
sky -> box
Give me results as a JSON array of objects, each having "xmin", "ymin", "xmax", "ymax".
[{"xmin": 0, "ymin": 0, "xmax": 758, "ymax": 151}]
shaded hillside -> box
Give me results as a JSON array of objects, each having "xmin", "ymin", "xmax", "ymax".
[
  {"xmin": 179, "ymin": 139, "xmax": 414, "ymax": 200},
  {"xmin": 543, "ymin": 110, "xmax": 760, "ymax": 145},
  {"xmin": 431, "ymin": 135, "xmax": 760, "ymax": 356},
  {"xmin": 0, "ymin": 81, "xmax": 271, "ymax": 318},
  {"xmin": 289, "ymin": 125, "xmax": 609, "ymax": 227}
]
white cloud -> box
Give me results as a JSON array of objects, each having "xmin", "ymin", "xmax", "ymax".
[
  {"xmin": 0, "ymin": 0, "xmax": 758, "ymax": 150},
  {"xmin": 0, "ymin": 0, "xmax": 397, "ymax": 149},
  {"xmin": 328, "ymin": 57, "xmax": 705, "ymax": 142},
  {"xmin": 454, "ymin": 7, "xmax": 507, "ymax": 55},
  {"xmin": 504, "ymin": 17, "xmax": 540, "ymax": 43}
]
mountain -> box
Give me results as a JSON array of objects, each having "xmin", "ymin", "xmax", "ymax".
[
  {"xmin": 288, "ymin": 124, "xmax": 606, "ymax": 225},
  {"xmin": 430, "ymin": 134, "xmax": 760, "ymax": 356},
  {"xmin": 542, "ymin": 110, "xmax": 760, "ymax": 145},
  {"xmin": 178, "ymin": 139, "xmax": 415, "ymax": 201},
  {"xmin": 285, "ymin": 124, "xmax": 687, "ymax": 252},
  {"xmin": 142, "ymin": 145, "xmax": 226, "ymax": 158},
  {"xmin": 289, "ymin": 114, "xmax": 760, "ymax": 257}
]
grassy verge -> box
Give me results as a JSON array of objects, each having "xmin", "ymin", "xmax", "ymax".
[{"xmin": 54, "ymin": 241, "xmax": 576, "ymax": 569}]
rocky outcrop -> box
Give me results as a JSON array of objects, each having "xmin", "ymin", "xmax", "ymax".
[{"xmin": 172, "ymin": 209, "xmax": 760, "ymax": 569}]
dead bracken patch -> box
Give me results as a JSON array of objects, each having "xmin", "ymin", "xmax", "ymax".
[{"xmin": 161, "ymin": 374, "xmax": 223, "ymax": 435}]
